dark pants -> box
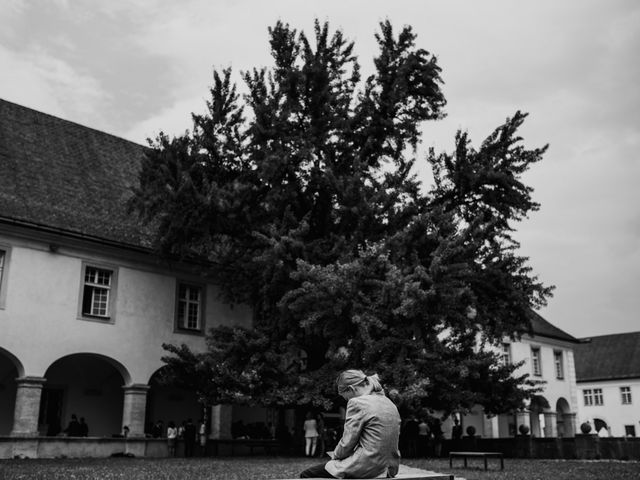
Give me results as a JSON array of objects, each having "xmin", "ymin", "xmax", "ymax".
[{"xmin": 300, "ymin": 463, "xmax": 335, "ymax": 478}]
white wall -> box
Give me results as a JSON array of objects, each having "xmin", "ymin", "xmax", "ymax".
[
  {"xmin": 509, "ymin": 335, "xmax": 578, "ymax": 416},
  {"xmin": 0, "ymin": 232, "xmax": 253, "ymax": 384}
]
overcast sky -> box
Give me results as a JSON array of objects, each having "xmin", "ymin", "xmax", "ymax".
[{"xmin": 1, "ymin": 0, "xmax": 638, "ymax": 338}]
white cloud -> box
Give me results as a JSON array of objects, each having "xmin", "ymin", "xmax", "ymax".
[{"xmin": 0, "ymin": 43, "xmax": 110, "ymax": 130}]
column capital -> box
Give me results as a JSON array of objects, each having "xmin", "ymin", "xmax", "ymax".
[
  {"xmin": 15, "ymin": 376, "xmax": 47, "ymax": 387},
  {"xmin": 122, "ymin": 383, "xmax": 150, "ymax": 393}
]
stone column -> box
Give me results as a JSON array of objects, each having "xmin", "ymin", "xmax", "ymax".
[
  {"xmin": 11, "ymin": 376, "xmax": 47, "ymax": 436},
  {"xmin": 482, "ymin": 414, "xmax": 500, "ymax": 438},
  {"xmin": 121, "ymin": 384, "xmax": 150, "ymax": 437},
  {"xmin": 544, "ymin": 411, "xmax": 558, "ymax": 437},
  {"xmin": 564, "ymin": 412, "xmax": 577, "ymax": 437},
  {"xmin": 210, "ymin": 404, "xmax": 232, "ymax": 439}
]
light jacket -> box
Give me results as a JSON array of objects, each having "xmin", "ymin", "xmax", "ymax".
[{"xmin": 325, "ymin": 391, "xmax": 401, "ymax": 478}]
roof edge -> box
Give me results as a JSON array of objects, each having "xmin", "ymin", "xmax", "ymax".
[{"xmin": 0, "ymin": 215, "xmax": 151, "ymax": 254}]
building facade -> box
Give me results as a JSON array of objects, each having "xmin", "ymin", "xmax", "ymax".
[
  {"xmin": 459, "ymin": 313, "xmax": 580, "ymax": 439},
  {"xmin": 0, "ymin": 99, "xmax": 259, "ymax": 455},
  {"xmin": 574, "ymin": 332, "xmax": 640, "ymax": 437}
]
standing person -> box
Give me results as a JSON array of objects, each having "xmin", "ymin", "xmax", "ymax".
[
  {"xmin": 198, "ymin": 418, "xmax": 207, "ymax": 455},
  {"xmin": 300, "ymin": 369, "xmax": 401, "ymax": 479},
  {"xmin": 451, "ymin": 417, "xmax": 462, "ymax": 442},
  {"xmin": 403, "ymin": 416, "xmax": 419, "ymax": 457},
  {"xmin": 64, "ymin": 414, "xmax": 81, "ymax": 437},
  {"xmin": 167, "ymin": 421, "xmax": 178, "ymax": 457},
  {"xmin": 430, "ymin": 418, "xmax": 443, "ymax": 458},
  {"xmin": 184, "ymin": 418, "xmax": 196, "ymax": 457},
  {"xmin": 79, "ymin": 417, "xmax": 89, "ymax": 437},
  {"xmin": 303, "ymin": 412, "xmax": 319, "ymax": 457},
  {"xmin": 316, "ymin": 413, "xmax": 326, "ymax": 457},
  {"xmin": 417, "ymin": 418, "xmax": 430, "ymax": 458},
  {"xmin": 152, "ymin": 420, "xmax": 164, "ymax": 438}
]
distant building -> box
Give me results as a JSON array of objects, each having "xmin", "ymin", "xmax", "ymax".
[
  {"xmin": 458, "ymin": 311, "xmax": 581, "ymax": 439},
  {"xmin": 574, "ymin": 331, "xmax": 640, "ymax": 437},
  {"xmin": 0, "ymin": 98, "xmax": 262, "ymax": 452}
]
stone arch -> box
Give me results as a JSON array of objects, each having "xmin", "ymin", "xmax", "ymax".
[
  {"xmin": 41, "ymin": 353, "xmax": 131, "ymax": 437},
  {"xmin": 145, "ymin": 366, "xmax": 202, "ymax": 438},
  {"xmin": 528, "ymin": 395, "xmax": 551, "ymax": 437},
  {"xmin": 0, "ymin": 347, "xmax": 25, "ymax": 435},
  {"xmin": 555, "ymin": 397, "xmax": 574, "ymax": 437},
  {"xmin": 0, "ymin": 346, "xmax": 25, "ymax": 378},
  {"xmin": 594, "ymin": 417, "xmax": 609, "ymax": 435}
]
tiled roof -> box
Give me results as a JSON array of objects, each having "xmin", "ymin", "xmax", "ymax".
[
  {"xmin": 526, "ymin": 310, "xmax": 579, "ymax": 343},
  {"xmin": 575, "ymin": 331, "xmax": 640, "ymax": 382},
  {"xmin": 0, "ymin": 98, "xmax": 153, "ymax": 248}
]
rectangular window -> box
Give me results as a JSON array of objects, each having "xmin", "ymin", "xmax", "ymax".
[
  {"xmin": 501, "ymin": 343, "xmax": 512, "ymax": 365},
  {"xmin": 593, "ymin": 388, "xmax": 604, "ymax": 406},
  {"xmin": 176, "ymin": 283, "xmax": 203, "ymax": 331},
  {"xmin": 554, "ymin": 351, "xmax": 564, "ymax": 379},
  {"xmin": 583, "ymin": 389, "xmax": 594, "ymax": 406},
  {"xmin": 625, "ymin": 425, "xmax": 636, "ymax": 437},
  {"xmin": 531, "ymin": 347, "xmax": 542, "ymax": 376},
  {"xmin": 82, "ymin": 266, "xmax": 113, "ymax": 319},
  {"xmin": 621, "ymin": 386, "xmax": 632, "ymax": 405}
]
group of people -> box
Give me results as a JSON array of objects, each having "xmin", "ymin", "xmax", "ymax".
[
  {"xmin": 61, "ymin": 414, "xmax": 89, "ymax": 437},
  {"xmin": 148, "ymin": 418, "xmax": 207, "ymax": 457},
  {"xmin": 398, "ymin": 415, "xmax": 445, "ymax": 458}
]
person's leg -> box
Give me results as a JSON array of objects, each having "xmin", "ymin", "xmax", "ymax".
[
  {"xmin": 310, "ymin": 436, "xmax": 317, "ymax": 456},
  {"xmin": 300, "ymin": 463, "xmax": 334, "ymax": 478},
  {"xmin": 305, "ymin": 437, "xmax": 311, "ymax": 456}
]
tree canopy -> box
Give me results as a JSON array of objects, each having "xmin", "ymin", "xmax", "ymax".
[{"xmin": 132, "ymin": 20, "xmax": 552, "ymax": 416}]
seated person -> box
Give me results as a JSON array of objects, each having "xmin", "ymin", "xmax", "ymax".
[{"xmin": 300, "ymin": 369, "xmax": 401, "ymax": 479}]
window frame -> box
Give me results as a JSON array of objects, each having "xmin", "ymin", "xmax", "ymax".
[
  {"xmin": 174, "ymin": 280, "xmax": 206, "ymax": 335},
  {"xmin": 531, "ymin": 346, "xmax": 542, "ymax": 376},
  {"xmin": 0, "ymin": 244, "xmax": 11, "ymax": 310},
  {"xmin": 583, "ymin": 388, "xmax": 594, "ymax": 406},
  {"xmin": 621, "ymin": 386, "xmax": 632, "ymax": 405},
  {"xmin": 501, "ymin": 342, "xmax": 512, "ymax": 365},
  {"xmin": 554, "ymin": 350, "xmax": 564, "ymax": 379},
  {"xmin": 77, "ymin": 261, "xmax": 118, "ymax": 324},
  {"xmin": 624, "ymin": 425, "xmax": 636, "ymax": 437},
  {"xmin": 593, "ymin": 388, "xmax": 604, "ymax": 406}
]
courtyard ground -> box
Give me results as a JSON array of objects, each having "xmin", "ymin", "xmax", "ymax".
[{"xmin": 0, "ymin": 456, "xmax": 638, "ymax": 480}]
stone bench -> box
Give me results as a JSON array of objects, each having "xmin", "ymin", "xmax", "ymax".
[{"xmin": 272, "ymin": 464, "xmax": 454, "ymax": 479}]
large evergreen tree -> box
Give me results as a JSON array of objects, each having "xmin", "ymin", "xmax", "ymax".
[{"xmin": 132, "ymin": 20, "xmax": 552, "ymax": 415}]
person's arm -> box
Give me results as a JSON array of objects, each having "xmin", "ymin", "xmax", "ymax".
[{"xmin": 333, "ymin": 398, "xmax": 367, "ymax": 460}]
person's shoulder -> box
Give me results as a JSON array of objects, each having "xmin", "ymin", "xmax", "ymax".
[{"xmin": 348, "ymin": 393, "xmax": 382, "ymax": 409}]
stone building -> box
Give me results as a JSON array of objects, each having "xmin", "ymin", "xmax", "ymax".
[
  {"xmin": 456, "ymin": 312, "xmax": 581, "ymax": 439},
  {"xmin": 0, "ymin": 98, "xmax": 257, "ymax": 457},
  {"xmin": 575, "ymin": 331, "xmax": 640, "ymax": 437}
]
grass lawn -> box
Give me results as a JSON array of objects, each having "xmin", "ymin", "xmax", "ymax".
[{"xmin": 0, "ymin": 456, "xmax": 639, "ymax": 480}]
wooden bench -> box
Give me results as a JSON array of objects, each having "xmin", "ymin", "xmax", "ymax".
[
  {"xmin": 210, "ymin": 438, "xmax": 280, "ymax": 455},
  {"xmin": 449, "ymin": 451, "xmax": 504, "ymax": 470}
]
